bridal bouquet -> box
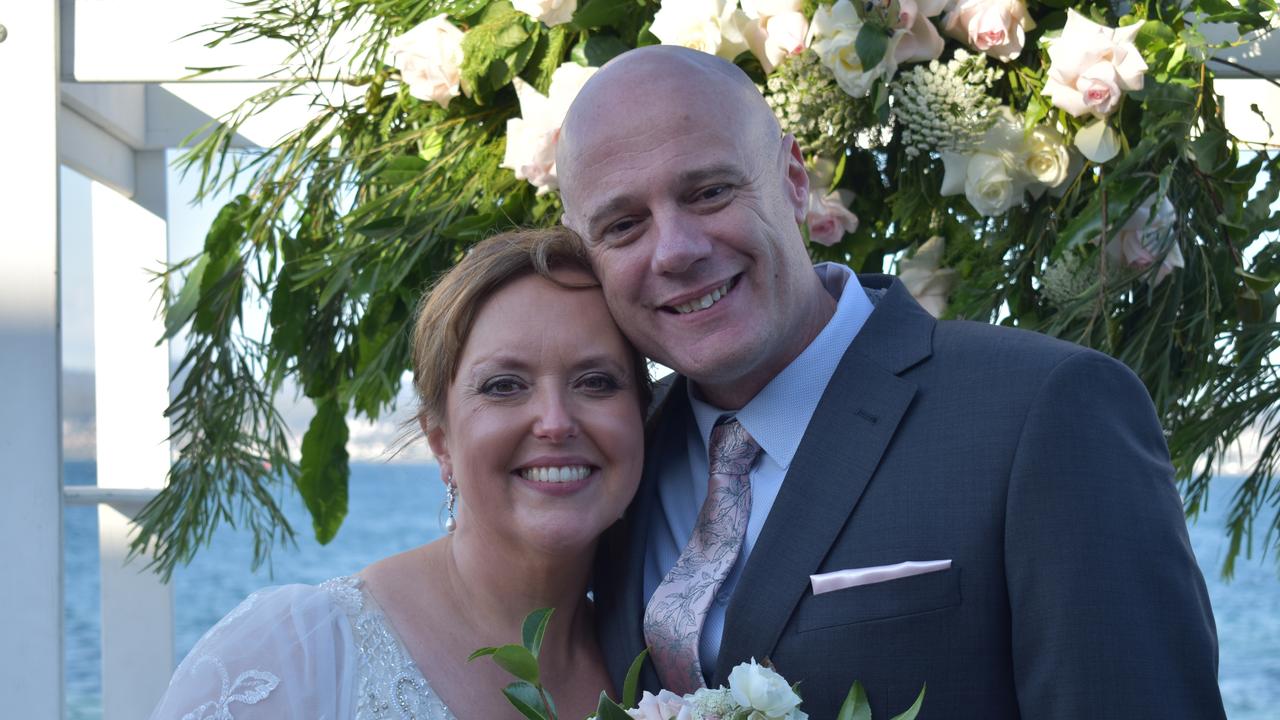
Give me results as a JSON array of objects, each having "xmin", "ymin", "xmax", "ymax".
[{"xmin": 471, "ymin": 609, "xmax": 926, "ymax": 720}]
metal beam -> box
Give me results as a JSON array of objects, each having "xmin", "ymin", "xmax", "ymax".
[{"xmin": 0, "ymin": 2, "xmax": 65, "ymax": 717}]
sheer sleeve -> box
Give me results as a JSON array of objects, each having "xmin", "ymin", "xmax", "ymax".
[{"xmin": 149, "ymin": 584, "xmax": 358, "ymax": 720}]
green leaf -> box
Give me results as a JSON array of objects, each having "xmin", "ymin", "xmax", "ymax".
[
  {"xmin": 375, "ymin": 155, "xmax": 428, "ymax": 185},
  {"xmin": 888, "ymin": 684, "xmax": 927, "ymax": 720},
  {"xmin": 571, "ymin": 0, "xmax": 636, "ymax": 29},
  {"xmin": 492, "ymin": 644, "xmax": 541, "ymax": 684},
  {"xmin": 621, "ymin": 648, "xmax": 649, "ymax": 708},
  {"xmin": 467, "ymin": 646, "xmax": 499, "ymax": 662},
  {"xmin": 521, "ymin": 608, "xmax": 554, "ymax": 657},
  {"xmin": 297, "ymin": 397, "xmax": 350, "ymax": 544},
  {"xmin": 1191, "ymin": 128, "xmax": 1234, "ymax": 177},
  {"xmin": 503, "ymin": 681, "xmax": 552, "ymax": 720},
  {"xmin": 836, "ymin": 681, "xmax": 872, "ymax": 720},
  {"xmin": 571, "ymin": 33, "xmax": 632, "ymax": 66},
  {"xmin": 594, "ymin": 691, "xmax": 634, "ymax": 720},
  {"xmin": 854, "ymin": 23, "xmax": 890, "ymax": 72},
  {"xmin": 460, "ymin": 2, "xmax": 534, "ymax": 104},
  {"xmin": 165, "ymin": 254, "xmax": 209, "ymax": 339}
]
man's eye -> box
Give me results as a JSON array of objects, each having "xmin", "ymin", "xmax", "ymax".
[
  {"xmin": 481, "ymin": 376, "xmax": 525, "ymax": 396},
  {"xmin": 695, "ymin": 184, "xmax": 730, "ymax": 202},
  {"xmin": 605, "ymin": 218, "xmax": 639, "ymax": 238}
]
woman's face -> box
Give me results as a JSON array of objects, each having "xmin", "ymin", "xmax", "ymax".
[{"xmin": 428, "ymin": 272, "xmax": 645, "ymax": 554}]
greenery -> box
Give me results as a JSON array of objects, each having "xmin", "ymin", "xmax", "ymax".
[
  {"xmin": 472, "ymin": 609, "xmax": 924, "ymax": 719},
  {"xmin": 133, "ymin": 0, "xmax": 1280, "ymax": 579}
]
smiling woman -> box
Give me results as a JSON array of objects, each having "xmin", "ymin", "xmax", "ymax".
[{"xmin": 147, "ymin": 227, "xmax": 651, "ymax": 720}]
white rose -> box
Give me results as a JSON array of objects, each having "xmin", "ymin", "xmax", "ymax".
[
  {"xmin": 1103, "ymin": 196, "xmax": 1184, "ymax": 285},
  {"xmin": 1043, "ymin": 10, "xmax": 1147, "ymax": 118},
  {"xmin": 512, "ymin": 0, "xmax": 577, "ymax": 26},
  {"xmin": 807, "ymin": 189, "xmax": 859, "ymax": 246},
  {"xmin": 651, "ymin": 0, "xmax": 747, "ymax": 61},
  {"xmin": 898, "ymin": 235, "xmax": 958, "ymax": 318},
  {"xmin": 808, "ymin": 0, "xmax": 896, "ymax": 98},
  {"xmin": 943, "ymin": 0, "xmax": 1035, "ymax": 62},
  {"xmin": 501, "ymin": 63, "xmax": 598, "ymax": 193},
  {"xmin": 1020, "ymin": 124, "xmax": 1071, "ymax": 194},
  {"xmin": 728, "ymin": 659, "xmax": 803, "ymax": 719},
  {"xmin": 737, "ymin": 0, "xmax": 808, "ymax": 72},
  {"xmin": 939, "ymin": 108, "xmax": 1027, "ymax": 216},
  {"xmin": 1075, "ymin": 117, "xmax": 1121, "ymax": 163},
  {"xmin": 388, "ymin": 15, "xmax": 465, "ymax": 108}
]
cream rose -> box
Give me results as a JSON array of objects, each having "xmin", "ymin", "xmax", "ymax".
[
  {"xmin": 728, "ymin": 659, "xmax": 805, "ymax": 719},
  {"xmin": 388, "ymin": 15, "xmax": 465, "ymax": 108},
  {"xmin": 940, "ymin": 108, "xmax": 1027, "ymax": 216},
  {"xmin": 501, "ymin": 63, "xmax": 597, "ymax": 193},
  {"xmin": 1074, "ymin": 117, "xmax": 1121, "ymax": 163},
  {"xmin": 737, "ymin": 0, "xmax": 809, "ymax": 72},
  {"xmin": 1021, "ymin": 124, "xmax": 1071, "ymax": 194},
  {"xmin": 1043, "ymin": 10, "xmax": 1147, "ymax": 118},
  {"xmin": 1103, "ymin": 196, "xmax": 1184, "ymax": 285},
  {"xmin": 898, "ymin": 235, "xmax": 958, "ymax": 317},
  {"xmin": 807, "ymin": 189, "xmax": 859, "ymax": 246},
  {"xmin": 651, "ymin": 0, "xmax": 748, "ymax": 61},
  {"xmin": 943, "ymin": 0, "xmax": 1035, "ymax": 62},
  {"xmin": 808, "ymin": 0, "xmax": 897, "ymax": 98},
  {"xmin": 512, "ymin": 0, "xmax": 577, "ymax": 26}
]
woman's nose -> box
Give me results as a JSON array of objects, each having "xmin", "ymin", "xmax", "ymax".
[{"xmin": 532, "ymin": 387, "xmax": 578, "ymax": 442}]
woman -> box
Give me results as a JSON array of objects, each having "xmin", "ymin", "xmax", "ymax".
[{"xmin": 149, "ymin": 227, "xmax": 650, "ymax": 719}]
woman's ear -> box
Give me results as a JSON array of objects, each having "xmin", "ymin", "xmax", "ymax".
[{"xmin": 424, "ymin": 418, "xmax": 452, "ymax": 478}]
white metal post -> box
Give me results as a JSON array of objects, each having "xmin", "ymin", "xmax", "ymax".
[
  {"xmin": 0, "ymin": 2, "xmax": 64, "ymax": 718},
  {"xmin": 91, "ymin": 153, "xmax": 175, "ymax": 719}
]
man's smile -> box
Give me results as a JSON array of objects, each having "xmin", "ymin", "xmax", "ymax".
[{"xmin": 661, "ymin": 275, "xmax": 740, "ymax": 315}]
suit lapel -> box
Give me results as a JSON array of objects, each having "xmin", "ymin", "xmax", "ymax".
[{"xmin": 713, "ymin": 278, "xmax": 935, "ymax": 682}]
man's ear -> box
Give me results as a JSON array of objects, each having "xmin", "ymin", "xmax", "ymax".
[{"xmin": 781, "ymin": 134, "xmax": 810, "ymax": 225}]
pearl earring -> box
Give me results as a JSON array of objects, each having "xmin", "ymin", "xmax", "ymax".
[{"xmin": 444, "ymin": 475, "xmax": 458, "ymax": 534}]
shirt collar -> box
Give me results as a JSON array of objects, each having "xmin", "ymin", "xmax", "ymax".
[{"xmin": 687, "ymin": 263, "xmax": 874, "ymax": 469}]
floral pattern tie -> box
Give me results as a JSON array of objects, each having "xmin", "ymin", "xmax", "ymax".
[{"xmin": 643, "ymin": 419, "xmax": 761, "ymax": 695}]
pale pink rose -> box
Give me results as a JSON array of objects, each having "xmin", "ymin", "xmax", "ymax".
[
  {"xmin": 627, "ymin": 690, "xmax": 692, "ymax": 720},
  {"xmin": 943, "ymin": 0, "xmax": 1035, "ymax": 61},
  {"xmin": 807, "ymin": 189, "xmax": 859, "ymax": 246},
  {"xmin": 1103, "ymin": 197, "xmax": 1184, "ymax": 285},
  {"xmin": 737, "ymin": 1, "xmax": 808, "ymax": 72},
  {"xmin": 1043, "ymin": 10, "xmax": 1146, "ymax": 118},
  {"xmin": 387, "ymin": 15, "xmax": 466, "ymax": 108},
  {"xmin": 893, "ymin": 0, "xmax": 947, "ymax": 65},
  {"xmin": 501, "ymin": 63, "xmax": 598, "ymax": 193},
  {"xmin": 898, "ymin": 236, "xmax": 958, "ymax": 317}
]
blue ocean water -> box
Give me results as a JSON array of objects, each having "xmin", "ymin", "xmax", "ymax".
[{"xmin": 64, "ymin": 462, "xmax": 1280, "ymax": 718}]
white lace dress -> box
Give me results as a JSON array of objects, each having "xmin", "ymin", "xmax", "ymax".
[{"xmin": 149, "ymin": 576, "xmax": 457, "ymax": 720}]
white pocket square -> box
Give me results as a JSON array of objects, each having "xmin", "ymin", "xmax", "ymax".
[{"xmin": 809, "ymin": 560, "xmax": 952, "ymax": 595}]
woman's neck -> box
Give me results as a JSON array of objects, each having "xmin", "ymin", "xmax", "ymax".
[{"xmin": 442, "ymin": 528, "xmax": 596, "ymax": 665}]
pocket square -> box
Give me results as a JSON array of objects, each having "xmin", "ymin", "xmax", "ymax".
[{"xmin": 809, "ymin": 559, "xmax": 953, "ymax": 595}]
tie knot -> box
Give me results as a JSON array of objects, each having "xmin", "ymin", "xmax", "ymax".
[{"xmin": 708, "ymin": 419, "xmax": 760, "ymax": 476}]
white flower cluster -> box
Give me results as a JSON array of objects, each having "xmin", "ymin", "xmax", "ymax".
[
  {"xmin": 624, "ymin": 659, "xmax": 807, "ymax": 720},
  {"xmin": 1040, "ymin": 251, "xmax": 1095, "ymax": 306},
  {"xmin": 891, "ymin": 50, "xmax": 1003, "ymax": 158},
  {"xmin": 764, "ymin": 50, "xmax": 863, "ymax": 159}
]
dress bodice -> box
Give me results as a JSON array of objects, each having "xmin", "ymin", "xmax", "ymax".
[{"xmin": 149, "ymin": 575, "xmax": 457, "ymax": 720}]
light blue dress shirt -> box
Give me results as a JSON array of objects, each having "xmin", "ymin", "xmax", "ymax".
[{"xmin": 643, "ymin": 262, "xmax": 876, "ymax": 678}]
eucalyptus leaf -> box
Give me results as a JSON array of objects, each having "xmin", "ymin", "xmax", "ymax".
[
  {"xmin": 836, "ymin": 681, "xmax": 872, "ymax": 720},
  {"xmin": 297, "ymin": 398, "xmax": 349, "ymax": 545}
]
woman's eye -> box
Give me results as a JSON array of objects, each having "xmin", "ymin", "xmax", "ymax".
[
  {"xmin": 481, "ymin": 377, "xmax": 525, "ymax": 396},
  {"xmin": 578, "ymin": 373, "xmax": 621, "ymax": 394}
]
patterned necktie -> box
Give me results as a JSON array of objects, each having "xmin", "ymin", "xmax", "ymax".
[{"xmin": 643, "ymin": 418, "xmax": 760, "ymax": 695}]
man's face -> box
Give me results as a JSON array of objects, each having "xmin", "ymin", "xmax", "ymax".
[{"xmin": 560, "ymin": 81, "xmax": 817, "ymax": 405}]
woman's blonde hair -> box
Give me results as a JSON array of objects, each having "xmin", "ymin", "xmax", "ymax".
[{"xmin": 411, "ymin": 226, "xmax": 651, "ymax": 430}]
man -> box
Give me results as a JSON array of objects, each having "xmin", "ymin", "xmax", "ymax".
[{"xmin": 557, "ymin": 46, "xmax": 1224, "ymax": 718}]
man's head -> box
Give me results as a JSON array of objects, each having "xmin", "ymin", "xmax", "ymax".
[{"xmin": 557, "ymin": 45, "xmax": 834, "ymax": 409}]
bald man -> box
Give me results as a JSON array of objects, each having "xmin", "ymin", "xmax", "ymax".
[{"xmin": 559, "ymin": 46, "xmax": 1224, "ymax": 718}]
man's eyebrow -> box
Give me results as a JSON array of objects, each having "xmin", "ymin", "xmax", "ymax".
[{"xmin": 585, "ymin": 163, "xmax": 747, "ymax": 236}]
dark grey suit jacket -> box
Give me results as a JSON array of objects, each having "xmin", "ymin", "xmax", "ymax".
[{"xmin": 594, "ymin": 275, "xmax": 1224, "ymax": 718}]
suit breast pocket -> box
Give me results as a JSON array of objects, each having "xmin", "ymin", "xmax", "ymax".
[{"xmin": 794, "ymin": 567, "xmax": 962, "ymax": 632}]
